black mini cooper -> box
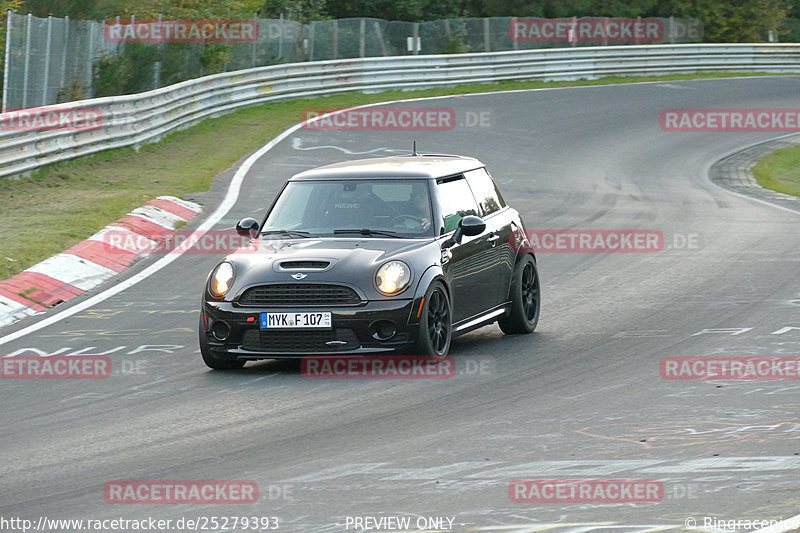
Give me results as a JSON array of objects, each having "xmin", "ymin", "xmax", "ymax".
[{"xmin": 200, "ymin": 154, "xmax": 539, "ymax": 369}]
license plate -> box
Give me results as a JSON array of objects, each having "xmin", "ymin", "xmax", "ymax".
[{"xmin": 260, "ymin": 311, "xmax": 332, "ymax": 329}]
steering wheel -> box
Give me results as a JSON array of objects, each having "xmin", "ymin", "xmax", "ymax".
[
  {"xmin": 392, "ymin": 214, "xmax": 430, "ymax": 230},
  {"xmin": 392, "ymin": 214, "xmax": 423, "ymax": 225}
]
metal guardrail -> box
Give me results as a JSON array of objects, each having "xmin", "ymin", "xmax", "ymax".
[
  {"xmin": 2, "ymin": 12, "xmax": 705, "ymax": 111},
  {"xmin": 2, "ymin": 43, "xmax": 800, "ymax": 179}
]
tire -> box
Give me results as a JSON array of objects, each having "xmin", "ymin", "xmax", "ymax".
[
  {"xmin": 199, "ymin": 319, "xmax": 245, "ymax": 370},
  {"xmin": 498, "ymin": 255, "xmax": 540, "ymax": 334},
  {"xmin": 414, "ymin": 281, "xmax": 452, "ymax": 358}
]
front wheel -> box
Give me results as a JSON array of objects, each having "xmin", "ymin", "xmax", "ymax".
[
  {"xmin": 414, "ymin": 281, "xmax": 452, "ymax": 358},
  {"xmin": 199, "ymin": 319, "xmax": 246, "ymax": 370},
  {"xmin": 498, "ymin": 255, "xmax": 540, "ymax": 334}
]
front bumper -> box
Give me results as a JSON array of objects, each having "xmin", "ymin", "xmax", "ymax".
[{"xmin": 201, "ymin": 299, "xmax": 419, "ymax": 359}]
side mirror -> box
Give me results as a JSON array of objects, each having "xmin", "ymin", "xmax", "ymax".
[
  {"xmin": 443, "ymin": 215, "xmax": 486, "ymax": 248},
  {"xmin": 460, "ymin": 215, "xmax": 486, "ymax": 237},
  {"xmin": 236, "ymin": 217, "xmax": 260, "ymax": 237}
]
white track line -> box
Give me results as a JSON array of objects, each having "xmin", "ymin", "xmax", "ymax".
[
  {"xmin": 1, "ymin": 76, "xmax": 799, "ymax": 532},
  {"xmin": 2, "ymin": 75, "xmax": 798, "ymax": 347},
  {"xmin": 0, "ymin": 123, "xmax": 303, "ymax": 346}
]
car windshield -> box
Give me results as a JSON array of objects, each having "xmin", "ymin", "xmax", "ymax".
[{"xmin": 262, "ymin": 179, "xmax": 434, "ymax": 237}]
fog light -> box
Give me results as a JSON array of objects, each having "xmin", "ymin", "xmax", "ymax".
[
  {"xmin": 211, "ymin": 320, "xmax": 231, "ymax": 341},
  {"xmin": 371, "ymin": 320, "xmax": 397, "ymax": 341}
]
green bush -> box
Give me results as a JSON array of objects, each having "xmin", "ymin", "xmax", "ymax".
[
  {"xmin": 57, "ymin": 78, "xmax": 87, "ymax": 103},
  {"xmin": 93, "ymin": 44, "xmax": 158, "ymax": 97}
]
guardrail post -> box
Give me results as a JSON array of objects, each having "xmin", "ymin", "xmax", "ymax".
[
  {"xmin": 22, "ymin": 12, "xmax": 32, "ymax": 109},
  {"xmin": 669, "ymin": 16, "xmax": 675, "ymax": 44},
  {"xmin": 374, "ymin": 21, "xmax": 386, "ymax": 56},
  {"xmin": 635, "ymin": 16, "xmax": 641, "ymax": 45},
  {"xmin": 483, "ymin": 18, "xmax": 490, "ymax": 52},
  {"xmin": 2, "ymin": 9, "xmax": 12, "ymax": 111},
  {"xmin": 333, "ymin": 19, "xmax": 338, "ymax": 59},
  {"xmin": 571, "ymin": 16, "xmax": 577, "ymax": 47},
  {"xmin": 309, "ymin": 21, "xmax": 314, "ymax": 60},
  {"xmin": 251, "ymin": 12, "xmax": 257, "ymax": 67},
  {"xmin": 41, "ymin": 15, "xmax": 53, "ymax": 105},
  {"xmin": 359, "ymin": 18, "xmax": 365, "ymax": 57},
  {"xmin": 278, "ymin": 13, "xmax": 284, "ymax": 61},
  {"xmin": 86, "ymin": 20, "xmax": 96, "ymax": 98},
  {"xmin": 154, "ymin": 13, "xmax": 162, "ymax": 88},
  {"xmin": 59, "ymin": 15, "xmax": 69, "ymax": 96},
  {"xmin": 513, "ymin": 19, "xmax": 518, "ymax": 50}
]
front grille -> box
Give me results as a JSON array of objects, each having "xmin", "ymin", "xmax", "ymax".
[
  {"xmin": 238, "ymin": 284, "xmax": 361, "ymax": 307},
  {"xmin": 241, "ymin": 328, "xmax": 360, "ymax": 352}
]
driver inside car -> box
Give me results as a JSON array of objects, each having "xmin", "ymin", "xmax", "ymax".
[{"xmin": 402, "ymin": 183, "xmax": 431, "ymax": 231}]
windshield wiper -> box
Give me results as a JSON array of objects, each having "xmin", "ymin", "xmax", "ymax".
[
  {"xmin": 260, "ymin": 229, "xmax": 313, "ymax": 238},
  {"xmin": 333, "ymin": 228, "xmax": 403, "ymax": 238}
]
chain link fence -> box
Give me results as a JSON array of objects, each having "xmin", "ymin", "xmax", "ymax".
[
  {"xmin": 307, "ymin": 17, "xmax": 705, "ymax": 60},
  {"xmin": 4, "ymin": 14, "xmax": 115, "ymax": 110},
  {"xmin": 3, "ymin": 12, "xmax": 707, "ymax": 111}
]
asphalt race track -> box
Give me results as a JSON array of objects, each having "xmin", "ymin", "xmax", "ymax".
[{"xmin": 2, "ymin": 76, "xmax": 800, "ymax": 532}]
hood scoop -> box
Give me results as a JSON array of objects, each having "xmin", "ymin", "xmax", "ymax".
[{"xmin": 277, "ymin": 260, "xmax": 332, "ymax": 271}]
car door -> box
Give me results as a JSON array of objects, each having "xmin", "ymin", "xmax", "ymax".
[
  {"xmin": 435, "ymin": 174, "xmax": 498, "ymax": 322},
  {"xmin": 464, "ymin": 167, "xmax": 515, "ymax": 304}
]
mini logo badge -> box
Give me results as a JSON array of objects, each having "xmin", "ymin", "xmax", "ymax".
[{"xmin": 291, "ymin": 273, "xmax": 308, "ymax": 280}]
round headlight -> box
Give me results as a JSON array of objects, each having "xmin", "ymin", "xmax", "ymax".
[
  {"xmin": 210, "ymin": 262, "xmax": 234, "ymax": 297},
  {"xmin": 376, "ymin": 260, "xmax": 411, "ymax": 295}
]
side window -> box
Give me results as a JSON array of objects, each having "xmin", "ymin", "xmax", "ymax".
[
  {"xmin": 436, "ymin": 175, "xmax": 480, "ymax": 233},
  {"xmin": 464, "ymin": 168, "xmax": 505, "ymax": 217}
]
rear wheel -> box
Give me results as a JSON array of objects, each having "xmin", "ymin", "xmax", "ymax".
[
  {"xmin": 199, "ymin": 319, "xmax": 245, "ymax": 370},
  {"xmin": 498, "ymin": 255, "xmax": 540, "ymax": 334},
  {"xmin": 414, "ymin": 281, "xmax": 452, "ymax": 358}
]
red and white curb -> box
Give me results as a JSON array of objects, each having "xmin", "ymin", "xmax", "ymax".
[{"xmin": 0, "ymin": 196, "xmax": 201, "ymax": 328}]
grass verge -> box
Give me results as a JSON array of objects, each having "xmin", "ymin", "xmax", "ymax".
[
  {"xmin": 0, "ymin": 71, "xmax": 783, "ymax": 280},
  {"xmin": 752, "ymin": 144, "xmax": 800, "ymax": 198}
]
